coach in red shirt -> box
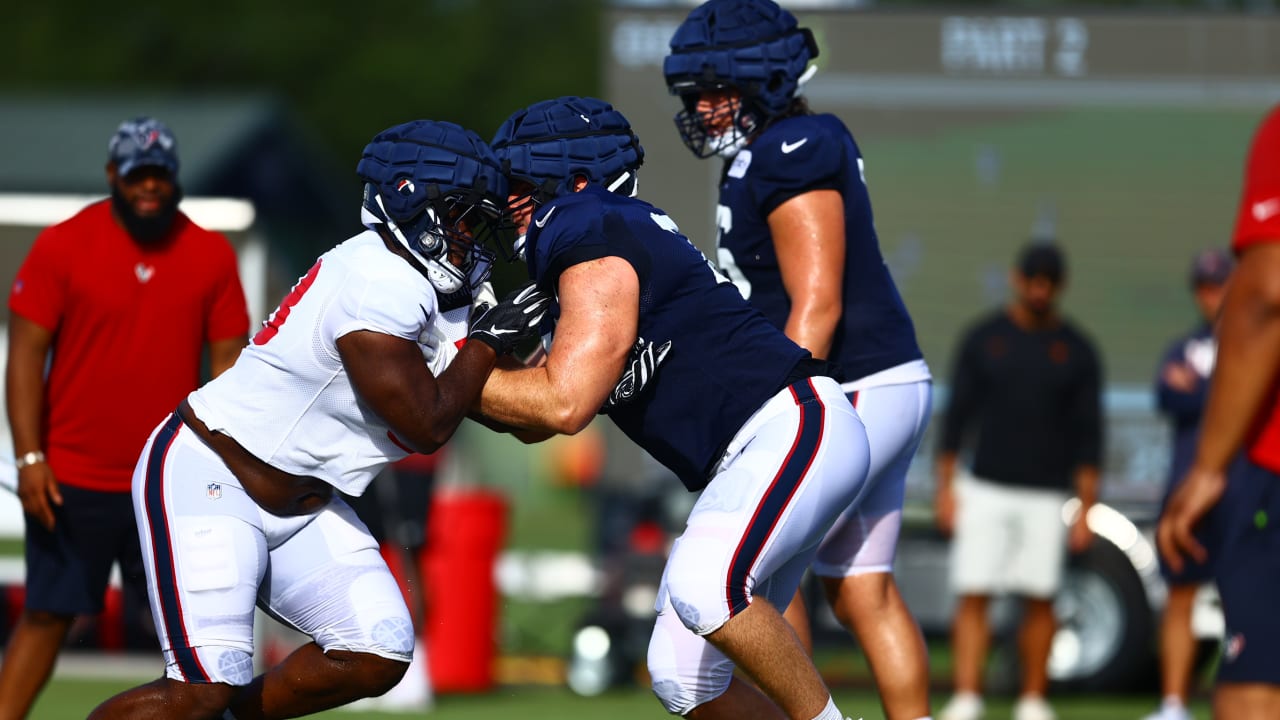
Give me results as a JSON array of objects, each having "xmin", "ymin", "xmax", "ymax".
[
  {"xmin": 0, "ymin": 116, "xmax": 249, "ymax": 717},
  {"xmin": 1160, "ymin": 105, "xmax": 1280, "ymax": 719}
]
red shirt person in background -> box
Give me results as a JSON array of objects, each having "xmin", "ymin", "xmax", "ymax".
[
  {"xmin": 1160, "ymin": 104, "xmax": 1280, "ymax": 719},
  {"xmin": 0, "ymin": 116, "xmax": 248, "ymax": 719}
]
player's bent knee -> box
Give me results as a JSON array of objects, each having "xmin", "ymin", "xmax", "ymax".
[
  {"xmin": 647, "ymin": 602, "xmax": 734, "ymax": 715},
  {"xmin": 165, "ymin": 646, "xmax": 255, "ymax": 687},
  {"xmin": 313, "ymin": 606, "xmax": 416, "ymax": 665},
  {"xmin": 331, "ymin": 649, "xmax": 409, "ymax": 697},
  {"xmin": 648, "ymin": 655, "xmax": 731, "ymax": 716},
  {"xmin": 663, "ymin": 542, "xmax": 735, "ymax": 636},
  {"xmin": 175, "ymin": 681, "xmax": 239, "ymax": 719}
]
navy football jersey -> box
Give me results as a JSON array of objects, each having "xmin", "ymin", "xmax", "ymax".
[
  {"xmin": 716, "ymin": 113, "xmax": 922, "ymax": 381},
  {"xmin": 525, "ymin": 185, "xmax": 811, "ymax": 490}
]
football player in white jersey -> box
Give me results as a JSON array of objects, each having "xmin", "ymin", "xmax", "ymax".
[{"xmin": 88, "ymin": 120, "xmax": 550, "ymax": 720}]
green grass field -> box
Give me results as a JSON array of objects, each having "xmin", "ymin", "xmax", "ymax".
[{"xmin": 34, "ymin": 675, "xmax": 1213, "ymax": 719}]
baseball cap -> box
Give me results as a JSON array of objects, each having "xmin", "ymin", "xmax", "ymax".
[
  {"xmin": 1190, "ymin": 247, "xmax": 1233, "ymax": 287},
  {"xmin": 108, "ymin": 116, "xmax": 179, "ymax": 177},
  {"xmin": 1017, "ymin": 242, "xmax": 1065, "ymax": 283}
]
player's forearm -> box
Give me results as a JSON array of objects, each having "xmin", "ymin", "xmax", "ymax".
[
  {"xmin": 1194, "ymin": 245, "xmax": 1280, "ymax": 471},
  {"xmin": 784, "ymin": 304, "xmax": 839, "ymax": 360},
  {"xmin": 6, "ymin": 362, "xmax": 44, "ymax": 456},
  {"xmin": 480, "ymin": 365, "xmax": 599, "ymax": 436},
  {"xmin": 5, "ymin": 324, "xmax": 50, "ymax": 456}
]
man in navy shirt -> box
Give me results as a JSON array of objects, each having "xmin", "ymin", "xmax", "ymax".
[{"xmin": 482, "ymin": 96, "xmax": 871, "ymax": 720}]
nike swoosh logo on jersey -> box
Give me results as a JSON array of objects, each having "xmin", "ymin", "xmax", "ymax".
[
  {"xmin": 781, "ymin": 138, "xmax": 808, "ymax": 154},
  {"xmin": 1253, "ymin": 197, "xmax": 1280, "ymax": 223},
  {"xmin": 489, "ymin": 328, "xmax": 516, "ymax": 335},
  {"xmin": 534, "ymin": 207, "xmax": 557, "ymax": 228}
]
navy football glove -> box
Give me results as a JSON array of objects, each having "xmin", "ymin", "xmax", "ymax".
[
  {"xmin": 468, "ymin": 282, "xmax": 551, "ymax": 356},
  {"xmin": 600, "ymin": 337, "xmax": 672, "ymax": 413}
]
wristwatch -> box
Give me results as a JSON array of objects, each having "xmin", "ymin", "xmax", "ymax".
[{"xmin": 15, "ymin": 450, "xmax": 45, "ymax": 469}]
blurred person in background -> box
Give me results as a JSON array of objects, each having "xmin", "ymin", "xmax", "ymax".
[
  {"xmin": 87, "ymin": 120, "xmax": 549, "ymax": 720},
  {"xmin": 661, "ymin": 2, "xmax": 933, "ymax": 719},
  {"xmin": 487, "ymin": 95, "xmax": 869, "ymax": 720},
  {"xmin": 1160, "ymin": 104, "xmax": 1280, "ymax": 720},
  {"xmin": 1143, "ymin": 248, "xmax": 1233, "ymax": 720},
  {"xmin": 0, "ymin": 116, "xmax": 249, "ymax": 720},
  {"xmin": 934, "ymin": 242, "xmax": 1103, "ymax": 720}
]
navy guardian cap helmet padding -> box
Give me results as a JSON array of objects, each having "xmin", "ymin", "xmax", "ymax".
[
  {"xmin": 663, "ymin": 0, "xmax": 818, "ymax": 157},
  {"xmin": 664, "ymin": 0, "xmax": 817, "ymax": 117},
  {"xmin": 356, "ymin": 120, "xmax": 507, "ymax": 298},
  {"xmin": 491, "ymin": 96, "xmax": 644, "ymax": 206}
]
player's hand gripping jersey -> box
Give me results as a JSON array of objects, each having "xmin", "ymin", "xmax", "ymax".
[
  {"xmin": 525, "ymin": 185, "xmax": 815, "ymax": 489},
  {"xmin": 716, "ymin": 113, "xmax": 922, "ymax": 381},
  {"xmin": 187, "ymin": 231, "xmax": 469, "ymax": 496}
]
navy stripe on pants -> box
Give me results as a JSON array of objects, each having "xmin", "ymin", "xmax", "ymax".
[
  {"xmin": 143, "ymin": 413, "xmax": 213, "ymax": 683},
  {"xmin": 724, "ymin": 379, "xmax": 826, "ymax": 617}
]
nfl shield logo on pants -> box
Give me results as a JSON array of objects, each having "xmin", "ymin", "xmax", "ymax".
[{"xmin": 206, "ymin": 483, "xmax": 223, "ymax": 500}]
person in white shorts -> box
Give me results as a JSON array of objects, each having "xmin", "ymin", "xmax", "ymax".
[
  {"xmin": 87, "ymin": 120, "xmax": 552, "ymax": 720},
  {"xmin": 934, "ymin": 243, "xmax": 1104, "ymax": 720}
]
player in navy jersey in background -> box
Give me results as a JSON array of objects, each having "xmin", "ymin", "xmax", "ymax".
[
  {"xmin": 663, "ymin": 2, "xmax": 933, "ymax": 719},
  {"xmin": 1144, "ymin": 248, "xmax": 1233, "ymax": 720},
  {"xmin": 484, "ymin": 95, "xmax": 871, "ymax": 720}
]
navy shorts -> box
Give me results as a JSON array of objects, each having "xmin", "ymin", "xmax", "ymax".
[
  {"xmin": 1215, "ymin": 458, "xmax": 1280, "ymax": 686},
  {"xmin": 23, "ymin": 484, "xmax": 146, "ymax": 616}
]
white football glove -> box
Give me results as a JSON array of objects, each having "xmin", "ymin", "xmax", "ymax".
[{"xmin": 599, "ymin": 337, "xmax": 672, "ymax": 414}]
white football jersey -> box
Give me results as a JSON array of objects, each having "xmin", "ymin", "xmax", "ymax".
[{"xmin": 187, "ymin": 231, "xmax": 468, "ymax": 496}]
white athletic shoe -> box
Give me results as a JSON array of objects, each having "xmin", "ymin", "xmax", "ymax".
[
  {"xmin": 1012, "ymin": 696, "xmax": 1056, "ymax": 720},
  {"xmin": 939, "ymin": 692, "xmax": 984, "ymax": 720},
  {"xmin": 377, "ymin": 640, "xmax": 435, "ymax": 713},
  {"xmin": 1140, "ymin": 701, "xmax": 1191, "ymax": 720}
]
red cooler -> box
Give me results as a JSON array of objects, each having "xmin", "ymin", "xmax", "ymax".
[{"xmin": 423, "ymin": 488, "xmax": 508, "ymax": 692}]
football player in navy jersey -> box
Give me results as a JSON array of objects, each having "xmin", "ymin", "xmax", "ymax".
[
  {"xmin": 664, "ymin": 2, "xmax": 933, "ymax": 720},
  {"xmin": 483, "ymin": 96, "xmax": 871, "ymax": 720}
]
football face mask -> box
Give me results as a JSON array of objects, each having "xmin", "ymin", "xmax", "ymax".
[{"xmin": 674, "ymin": 86, "xmax": 755, "ymax": 159}]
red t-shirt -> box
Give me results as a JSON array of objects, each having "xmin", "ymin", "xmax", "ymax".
[
  {"xmin": 1232, "ymin": 105, "xmax": 1280, "ymax": 473},
  {"xmin": 9, "ymin": 200, "xmax": 249, "ymax": 491}
]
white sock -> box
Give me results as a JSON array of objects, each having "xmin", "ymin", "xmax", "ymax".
[
  {"xmin": 1161, "ymin": 695, "xmax": 1185, "ymax": 709},
  {"xmin": 810, "ymin": 696, "xmax": 844, "ymax": 720}
]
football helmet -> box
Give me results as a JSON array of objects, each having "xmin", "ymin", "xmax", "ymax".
[
  {"xmin": 663, "ymin": 0, "xmax": 818, "ymax": 158},
  {"xmin": 491, "ymin": 96, "xmax": 644, "ymax": 260},
  {"xmin": 356, "ymin": 119, "xmax": 507, "ymax": 301}
]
